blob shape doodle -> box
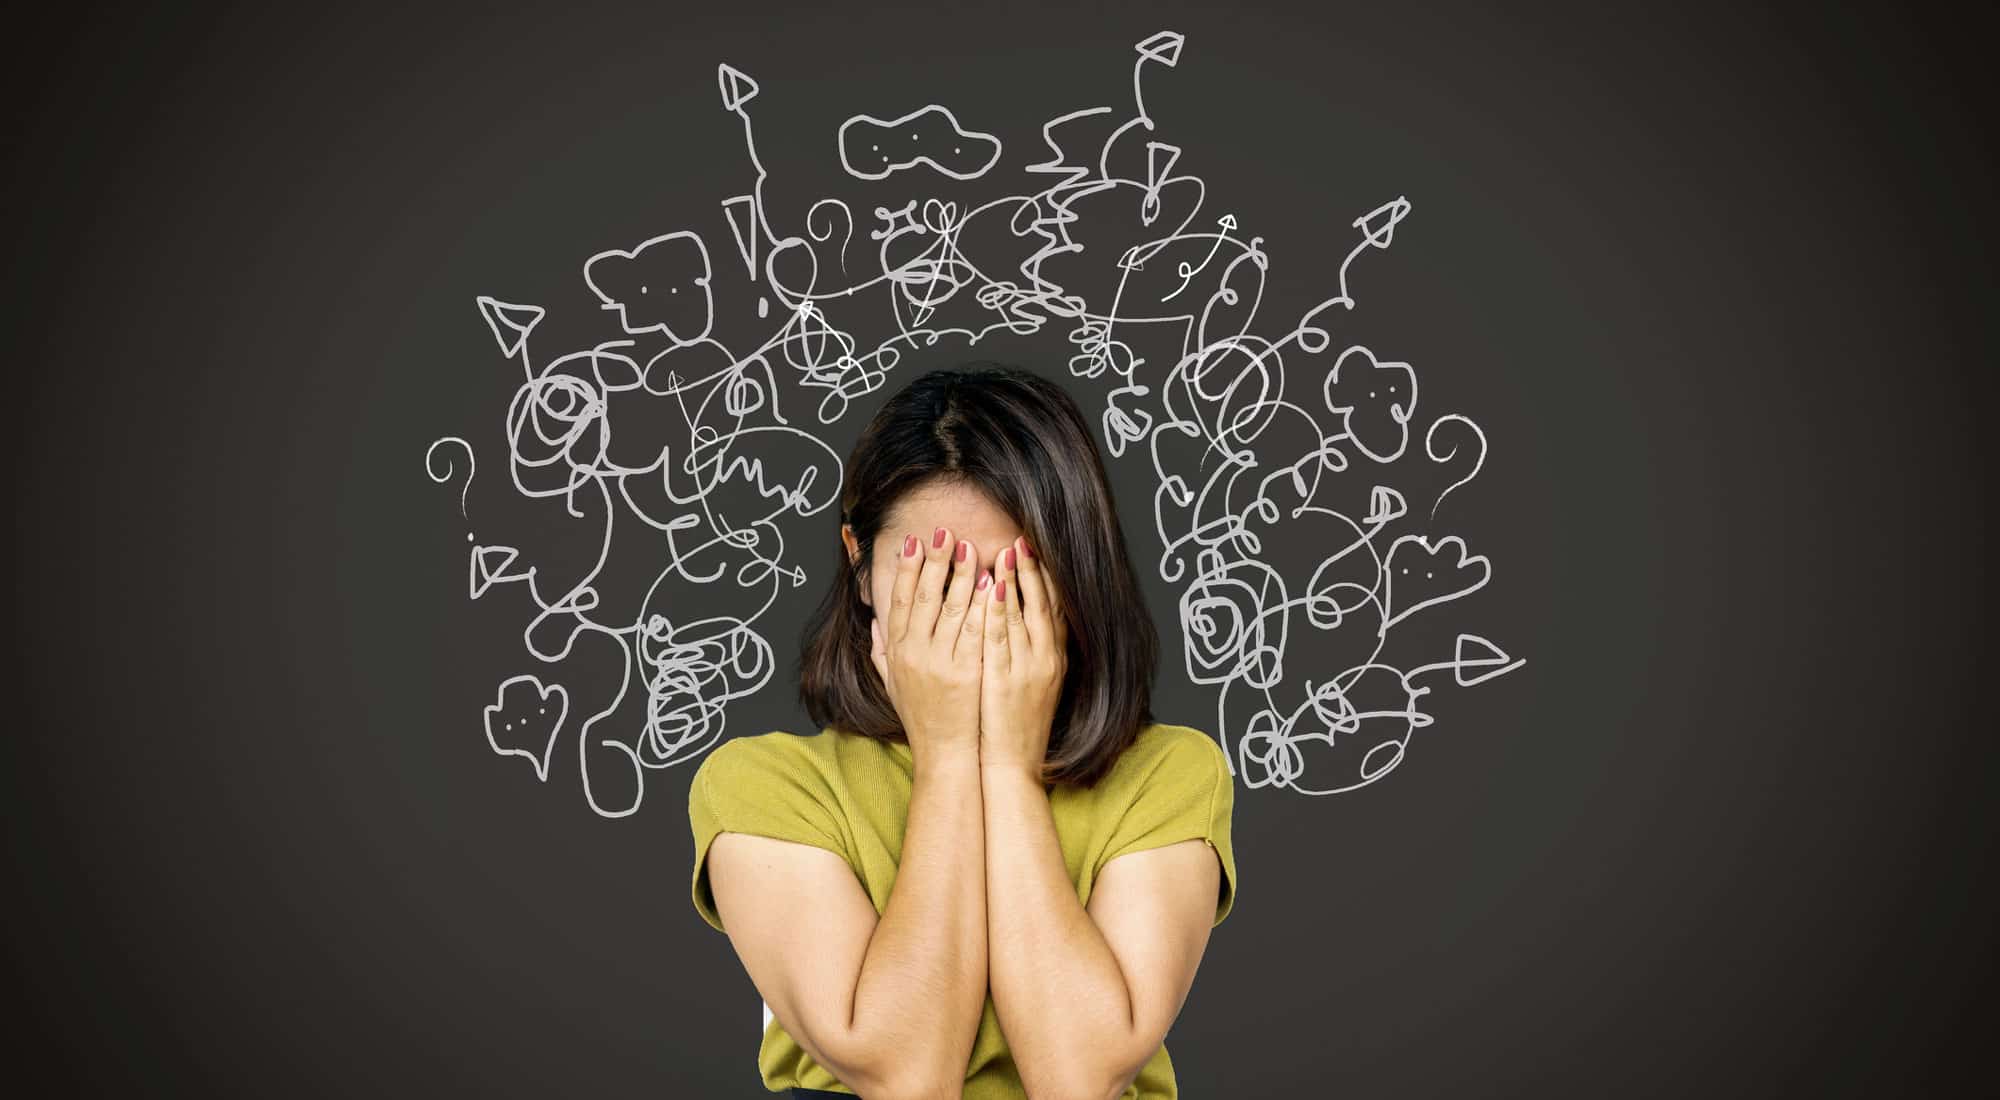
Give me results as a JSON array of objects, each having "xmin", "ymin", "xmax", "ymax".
[
  {"xmin": 838, "ymin": 105, "xmax": 1003, "ymax": 181},
  {"xmin": 583, "ymin": 231, "xmax": 715, "ymax": 345},
  {"xmin": 483, "ymin": 675, "xmax": 568, "ymax": 782}
]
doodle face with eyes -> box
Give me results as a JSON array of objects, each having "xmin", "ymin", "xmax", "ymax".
[
  {"xmin": 483, "ymin": 675, "xmax": 568, "ymax": 783},
  {"xmin": 429, "ymin": 31, "xmax": 1524, "ymax": 817},
  {"xmin": 838, "ymin": 104, "xmax": 1002, "ymax": 181},
  {"xmin": 584, "ymin": 230, "xmax": 715, "ymax": 346},
  {"xmin": 1324, "ymin": 346, "xmax": 1418, "ymax": 462}
]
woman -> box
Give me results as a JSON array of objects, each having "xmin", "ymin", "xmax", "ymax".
[{"xmin": 688, "ymin": 362, "xmax": 1238, "ymax": 1099}]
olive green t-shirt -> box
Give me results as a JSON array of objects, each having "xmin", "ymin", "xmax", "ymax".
[{"xmin": 688, "ymin": 721, "xmax": 1238, "ymax": 1098}]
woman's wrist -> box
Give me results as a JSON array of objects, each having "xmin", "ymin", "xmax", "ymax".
[
  {"xmin": 978, "ymin": 756, "xmax": 1045, "ymax": 786},
  {"xmin": 910, "ymin": 738, "xmax": 984, "ymax": 778}
]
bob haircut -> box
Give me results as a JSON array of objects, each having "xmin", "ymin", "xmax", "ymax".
[{"xmin": 798, "ymin": 361, "xmax": 1159, "ymax": 789}]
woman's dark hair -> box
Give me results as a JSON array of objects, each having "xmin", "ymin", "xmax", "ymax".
[{"xmin": 799, "ymin": 361, "xmax": 1158, "ymax": 788}]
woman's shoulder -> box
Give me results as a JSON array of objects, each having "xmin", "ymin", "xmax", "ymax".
[
  {"xmin": 704, "ymin": 732, "xmax": 828, "ymax": 776},
  {"xmin": 703, "ymin": 728, "xmax": 826, "ymax": 761},
  {"xmin": 1128, "ymin": 721, "xmax": 1224, "ymax": 760},
  {"xmin": 695, "ymin": 727, "xmax": 900, "ymax": 789},
  {"xmin": 701, "ymin": 724, "xmax": 1221, "ymax": 796},
  {"xmin": 1103, "ymin": 722, "xmax": 1227, "ymax": 789}
]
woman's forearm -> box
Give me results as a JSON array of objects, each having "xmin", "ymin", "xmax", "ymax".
[
  {"xmin": 981, "ymin": 762, "xmax": 1134, "ymax": 1099},
  {"xmin": 849, "ymin": 742, "xmax": 989, "ymax": 1095}
]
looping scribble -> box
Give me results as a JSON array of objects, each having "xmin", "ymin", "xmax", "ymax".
[{"xmin": 424, "ymin": 29, "xmax": 1523, "ymax": 815}]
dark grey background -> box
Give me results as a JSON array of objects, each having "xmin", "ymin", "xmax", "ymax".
[{"xmin": 9, "ymin": 1, "xmax": 1992, "ymax": 1095}]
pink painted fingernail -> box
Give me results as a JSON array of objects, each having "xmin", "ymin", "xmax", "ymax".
[
  {"xmin": 932, "ymin": 527, "xmax": 946, "ymax": 549},
  {"xmin": 1021, "ymin": 538, "xmax": 1033, "ymax": 560},
  {"xmin": 977, "ymin": 570, "xmax": 991, "ymax": 590},
  {"xmin": 903, "ymin": 534, "xmax": 917, "ymax": 558},
  {"xmin": 996, "ymin": 579, "xmax": 1008, "ymax": 602},
  {"xmin": 1002, "ymin": 547, "xmax": 1015, "ymax": 571},
  {"xmin": 955, "ymin": 540, "xmax": 968, "ymax": 563}
]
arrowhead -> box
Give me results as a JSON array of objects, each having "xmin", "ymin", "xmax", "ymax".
[
  {"xmin": 476, "ymin": 296, "xmax": 545, "ymax": 359},
  {"xmin": 1452, "ymin": 633, "xmax": 1524, "ymax": 687},
  {"xmin": 1367, "ymin": 485, "xmax": 1407, "ymax": 525},
  {"xmin": 721, "ymin": 194, "xmax": 759, "ymax": 277},
  {"xmin": 1136, "ymin": 31, "xmax": 1184, "ymax": 67},
  {"xmin": 717, "ymin": 63, "xmax": 759, "ymax": 111},
  {"xmin": 470, "ymin": 544, "xmax": 521, "ymax": 599}
]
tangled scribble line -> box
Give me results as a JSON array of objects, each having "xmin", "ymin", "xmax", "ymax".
[{"xmin": 425, "ymin": 30, "xmax": 1523, "ymax": 817}]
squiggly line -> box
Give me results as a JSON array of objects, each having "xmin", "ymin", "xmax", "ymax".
[{"xmin": 421, "ymin": 29, "xmax": 1523, "ymax": 815}]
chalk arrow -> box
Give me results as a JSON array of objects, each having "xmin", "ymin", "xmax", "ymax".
[
  {"xmin": 469, "ymin": 543, "xmax": 531, "ymax": 600},
  {"xmin": 476, "ymin": 296, "xmax": 544, "ymax": 359},
  {"xmin": 717, "ymin": 64, "xmax": 759, "ymax": 111}
]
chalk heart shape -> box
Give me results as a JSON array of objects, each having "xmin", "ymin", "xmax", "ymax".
[
  {"xmin": 483, "ymin": 674, "xmax": 568, "ymax": 783},
  {"xmin": 920, "ymin": 197, "xmax": 960, "ymax": 233},
  {"xmin": 1382, "ymin": 534, "xmax": 1491, "ymax": 633}
]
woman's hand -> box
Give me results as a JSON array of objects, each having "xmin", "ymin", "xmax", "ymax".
[
  {"xmin": 980, "ymin": 534, "xmax": 1067, "ymax": 778},
  {"xmin": 870, "ymin": 526, "xmax": 991, "ymax": 761}
]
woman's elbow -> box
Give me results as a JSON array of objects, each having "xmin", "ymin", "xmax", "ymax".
[{"xmin": 838, "ymin": 1043, "xmax": 965, "ymax": 1100}]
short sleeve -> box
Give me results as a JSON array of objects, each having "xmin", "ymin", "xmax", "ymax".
[
  {"xmin": 1099, "ymin": 730, "xmax": 1239, "ymax": 927},
  {"xmin": 688, "ymin": 737, "xmax": 854, "ymax": 934}
]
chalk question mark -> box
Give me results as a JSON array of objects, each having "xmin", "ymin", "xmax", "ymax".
[
  {"xmin": 425, "ymin": 436, "xmax": 476, "ymax": 518},
  {"xmin": 1424, "ymin": 415, "xmax": 1485, "ymax": 524}
]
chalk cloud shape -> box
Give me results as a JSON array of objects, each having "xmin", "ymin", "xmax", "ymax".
[
  {"xmin": 484, "ymin": 675, "xmax": 568, "ymax": 782},
  {"xmin": 839, "ymin": 105, "xmax": 1002, "ymax": 181},
  {"xmin": 584, "ymin": 231, "xmax": 715, "ymax": 345},
  {"xmin": 1382, "ymin": 535, "xmax": 1492, "ymax": 633}
]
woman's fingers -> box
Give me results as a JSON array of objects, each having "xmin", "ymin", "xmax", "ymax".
[
  {"xmin": 937, "ymin": 537, "xmax": 978, "ymax": 657},
  {"xmin": 886, "ymin": 531, "xmax": 923, "ymax": 645},
  {"xmin": 984, "ymin": 556, "xmax": 1012, "ymax": 677},
  {"xmin": 1012, "ymin": 535, "xmax": 1063, "ymax": 655},
  {"xmin": 992, "ymin": 542, "xmax": 1028, "ymax": 658},
  {"xmin": 911, "ymin": 525, "xmax": 954, "ymax": 644},
  {"xmin": 958, "ymin": 565, "xmax": 991, "ymax": 664}
]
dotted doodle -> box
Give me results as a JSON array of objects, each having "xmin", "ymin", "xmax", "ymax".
[{"xmin": 424, "ymin": 29, "xmax": 1524, "ymax": 817}]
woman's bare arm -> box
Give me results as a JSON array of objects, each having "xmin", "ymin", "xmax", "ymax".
[
  {"xmin": 980, "ymin": 763, "xmax": 1219, "ymax": 1100},
  {"xmin": 708, "ymin": 741, "xmax": 987, "ymax": 1099},
  {"xmin": 855, "ymin": 741, "xmax": 989, "ymax": 1093}
]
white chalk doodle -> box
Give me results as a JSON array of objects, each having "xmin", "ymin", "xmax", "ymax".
[
  {"xmin": 484, "ymin": 675, "xmax": 568, "ymax": 783},
  {"xmin": 477, "ymin": 296, "xmax": 545, "ymax": 365},
  {"xmin": 424, "ymin": 437, "xmax": 475, "ymax": 518},
  {"xmin": 424, "ymin": 28, "xmax": 1523, "ymax": 815},
  {"xmin": 584, "ymin": 232, "xmax": 715, "ymax": 346},
  {"xmin": 838, "ymin": 105, "xmax": 1004, "ymax": 181}
]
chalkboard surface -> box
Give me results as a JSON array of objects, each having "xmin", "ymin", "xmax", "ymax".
[{"xmin": 10, "ymin": 2, "xmax": 1992, "ymax": 1096}]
